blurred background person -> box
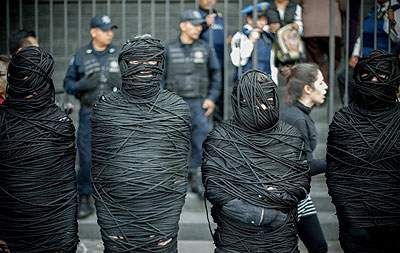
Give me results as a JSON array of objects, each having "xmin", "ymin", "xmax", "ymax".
[
  {"xmin": 163, "ymin": 9, "xmax": 221, "ymax": 198},
  {"xmin": 230, "ymin": 2, "xmax": 278, "ymax": 83},
  {"xmin": 300, "ymin": 0, "xmax": 346, "ymax": 85},
  {"xmin": 266, "ymin": 0, "xmax": 305, "ymax": 69},
  {"xmin": 0, "ymin": 55, "xmax": 10, "ymax": 103},
  {"xmin": 8, "ymin": 29, "xmax": 39, "ymax": 56},
  {"xmin": 198, "ymin": 0, "xmax": 225, "ymax": 122},
  {"xmin": 63, "ymin": 14, "xmax": 121, "ymax": 219}
]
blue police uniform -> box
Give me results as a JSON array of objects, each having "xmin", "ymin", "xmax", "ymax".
[
  {"xmin": 242, "ymin": 26, "xmax": 273, "ymax": 74},
  {"xmin": 163, "ymin": 37, "xmax": 221, "ymax": 170},
  {"xmin": 362, "ymin": 3, "xmax": 400, "ymax": 55},
  {"xmin": 199, "ymin": 8, "xmax": 225, "ymax": 67},
  {"xmin": 199, "ymin": 8, "xmax": 225, "ymax": 121},
  {"xmin": 64, "ymin": 42, "xmax": 121, "ymax": 196}
]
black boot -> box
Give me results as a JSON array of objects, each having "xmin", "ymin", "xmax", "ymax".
[
  {"xmin": 78, "ymin": 194, "xmax": 93, "ymax": 219},
  {"xmin": 190, "ymin": 167, "xmax": 205, "ymax": 199}
]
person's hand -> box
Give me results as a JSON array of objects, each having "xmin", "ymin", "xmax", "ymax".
[
  {"xmin": 349, "ymin": 56, "xmax": 359, "ymax": 68},
  {"xmin": 249, "ymin": 28, "xmax": 262, "ymax": 43},
  {"xmin": 397, "ymin": 86, "xmax": 400, "ymax": 100},
  {"xmin": 387, "ymin": 9, "xmax": 395, "ymax": 23},
  {"xmin": 269, "ymin": 23, "xmax": 281, "ymax": 33},
  {"xmin": 291, "ymin": 23, "xmax": 299, "ymax": 31},
  {"xmin": 202, "ymin": 98, "xmax": 215, "ymax": 116},
  {"xmin": 387, "ymin": 9, "xmax": 397, "ymax": 30},
  {"xmin": 226, "ymin": 35, "xmax": 232, "ymax": 46},
  {"xmin": 77, "ymin": 72, "xmax": 99, "ymax": 91},
  {"xmin": 206, "ymin": 13, "xmax": 217, "ymax": 27}
]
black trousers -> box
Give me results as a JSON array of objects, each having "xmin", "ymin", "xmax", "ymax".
[
  {"xmin": 298, "ymin": 214, "xmax": 328, "ymax": 253},
  {"xmin": 339, "ymin": 225, "xmax": 400, "ymax": 253}
]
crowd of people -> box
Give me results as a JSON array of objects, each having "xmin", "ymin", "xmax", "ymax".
[{"xmin": 0, "ymin": 0, "xmax": 399, "ymax": 252}]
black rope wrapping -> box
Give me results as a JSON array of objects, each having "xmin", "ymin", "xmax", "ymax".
[
  {"xmin": 91, "ymin": 36, "xmax": 191, "ymax": 252},
  {"xmin": 202, "ymin": 70, "xmax": 310, "ymax": 253},
  {"xmin": 326, "ymin": 50, "xmax": 400, "ymax": 229},
  {"xmin": 0, "ymin": 46, "xmax": 79, "ymax": 252},
  {"xmin": 353, "ymin": 49, "xmax": 400, "ymax": 109}
]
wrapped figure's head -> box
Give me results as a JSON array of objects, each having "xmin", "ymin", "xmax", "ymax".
[
  {"xmin": 7, "ymin": 46, "xmax": 55, "ymax": 101},
  {"xmin": 353, "ymin": 49, "xmax": 400, "ymax": 108},
  {"xmin": 118, "ymin": 34, "xmax": 165, "ymax": 84},
  {"xmin": 231, "ymin": 70, "xmax": 279, "ymax": 131}
]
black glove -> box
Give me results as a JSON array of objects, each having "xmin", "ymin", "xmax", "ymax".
[
  {"xmin": 108, "ymin": 73, "xmax": 122, "ymax": 89},
  {"xmin": 77, "ymin": 73, "xmax": 99, "ymax": 92}
]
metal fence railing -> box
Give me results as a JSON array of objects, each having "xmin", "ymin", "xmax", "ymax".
[{"xmin": 3, "ymin": 0, "xmax": 397, "ymax": 122}]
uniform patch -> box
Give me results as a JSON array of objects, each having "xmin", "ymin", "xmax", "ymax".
[
  {"xmin": 102, "ymin": 16, "xmax": 111, "ymax": 24},
  {"xmin": 109, "ymin": 61, "xmax": 119, "ymax": 72},
  {"xmin": 193, "ymin": 51, "xmax": 205, "ymax": 63}
]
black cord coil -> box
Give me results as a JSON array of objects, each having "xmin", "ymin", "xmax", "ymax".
[
  {"xmin": 327, "ymin": 50, "xmax": 400, "ymax": 230},
  {"xmin": 91, "ymin": 35, "xmax": 191, "ymax": 252},
  {"xmin": 202, "ymin": 70, "xmax": 310, "ymax": 253},
  {"xmin": 0, "ymin": 46, "xmax": 79, "ymax": 252},
  {"xmin": 353, "ymin": 49, "xmax": 400, "ymax": 109}
]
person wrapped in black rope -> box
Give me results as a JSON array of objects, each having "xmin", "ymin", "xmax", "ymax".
[
  {"xmin": 202, "ymin": 70, "xmax": 310, "ymax": 253},
  {"xmin": 326, "ymin": 49, "xmax": 400, "ymax": 253},
  {"xmin": 91, "ymin": 35, "xmax": 191, "ymax": 252},
  {"xmin": 0, "ymin": 46, "xmax": 79, "ymax": 252}
]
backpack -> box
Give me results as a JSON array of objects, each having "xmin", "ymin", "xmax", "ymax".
[{"xmin": 274, "ymin": 24, "xmax": 305, "ymax": 65}]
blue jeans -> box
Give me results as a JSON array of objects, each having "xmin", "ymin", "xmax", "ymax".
[
  {"xmin": 77, "ymin": 107, "xmax": 92, "ymax": 196},
  {"xmin": 184, "ymin": 98, "xmax": 210, "ymax": 170}
]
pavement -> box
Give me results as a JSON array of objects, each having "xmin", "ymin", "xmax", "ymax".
[{"xmin": 76, "ymin": 239, "xmax": 343, "ymax": 253}]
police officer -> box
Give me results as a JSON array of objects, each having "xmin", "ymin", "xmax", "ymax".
[
  {"xmin": 230, "ymin": 2, "xmax": 277, "ymax": 82},
  {"xmin": 198, "ymin": 0, "xmax": 225, "ymax": 121},
  {"xmin": 63, "ymin": 14, "xmax": 121, "ymax": 218},
  {"xmin": 163, "ymin": 9, "xmax": 221, "ymax": 198}
]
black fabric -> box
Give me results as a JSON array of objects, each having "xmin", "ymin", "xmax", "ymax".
[
  {"xmin": 266, "ymin": 0, "xmax": 297, "ymax": 26},
  {"xmin": 297, "ymin": 214, "xmax": 328, "ymax": 253},
  {"xmin": 0, "ymin": 46, "xmax": 78, "ymax": 252},
  {"xmin": 91, "ymin": 36, "xmax": 191, "ymax": 252},
  {"xmin": 281, "ymin": 101, "xmax": 326, "ymax": 176},
  {"xmin": 326, "ymin": 51, "xmax": 400, "ymax": 240},
  {"xmin": 163, "ymin": 37, "xmax": 221, "ymax": 102},
  {"xmin": 164, "ymin": 39, "xmax": 210, "ymax": 98},
  {"xmin": 202, "ymin": 70, "xmax": 310, "ymax": 252},
  {"xmin": 339, "ymin": 226, "xmax": 400, "ymax": 253}
]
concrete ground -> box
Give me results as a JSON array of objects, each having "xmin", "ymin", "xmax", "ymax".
[{"xmin": 76, "ymin": 239, "xmax": 343, "ymax": 253}]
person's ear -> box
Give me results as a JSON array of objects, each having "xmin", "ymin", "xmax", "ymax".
[
  {"xmin": 179, "ymin": 22, "xmax": 186, "ymax": 32},
  {"xmin": 90, "ymin": 28, "xmax": 97, "ymax": 38},
  {"xmin": 246, "ymin": 16, "xmax": 252, "ymax": 25},
  {"xmin": 304, "ymin": 85, "xmax": 313, "ymax": 95}
]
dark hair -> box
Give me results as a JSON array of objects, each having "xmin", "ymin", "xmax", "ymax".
[
  {"xmin": 280, "ymin": 63, "xmax": 319, "ymax": 104},
  {"xmin": 9, "ymin": 30, "xmax": 37, "ymax": 55},
  {"xmin": 0, "ymin": 55, "xmax": 11, "ymax": 64}
]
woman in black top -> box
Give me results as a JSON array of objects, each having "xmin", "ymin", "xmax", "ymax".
[{"xmin": 280, "ymin": 63, "xmax": 328, "ymax": 253}]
